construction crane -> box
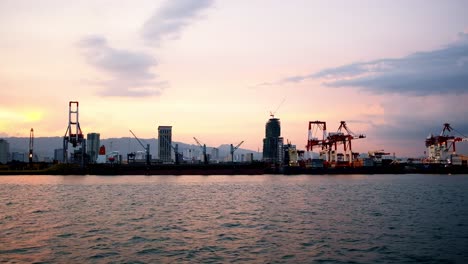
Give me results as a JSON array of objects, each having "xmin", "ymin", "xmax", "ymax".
[
  {"xmin": 29, "ymin": 128, "xmax": 34, "ymax": 164},
  {"xmin": 129, "ymin": 130, "xmax": 150, "ymax": 166},
  {"xmin": 230, "ymin": 141, "xmax": 244, "ymax": 162},
  {"xmin": 269, "ymin": 97, "xmax": 286, "ymax": 118},
  {"xmin": 193, "ymin": 137, "xmax": 208, "ymax": 164}
]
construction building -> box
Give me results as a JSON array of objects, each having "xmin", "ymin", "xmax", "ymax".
[
  {"xmin": 158, "ymin": 126, "xmax": 172, "ymax": 163},
  {"xmin": 86, "ymin": 133, "xmax": 100, "ymax": 163},
  {"xmin": 262, "ymin": 117, "xmax": 284, "ymax": 164},
  {"xmin": 0, "ymin": 139, "xmax": 10, "ymax": 164}
]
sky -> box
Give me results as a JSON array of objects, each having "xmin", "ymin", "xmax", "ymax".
[{"xmin": 1, "ymin": 0, "xmax": 468, "ymax": 157}]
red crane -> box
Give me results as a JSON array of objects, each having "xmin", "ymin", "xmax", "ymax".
[
  {"xmin": 326, "ymin": 121, "xmax": 366, "ymax": 166},
  {"xmin": 425, "ymin": 123, "xmax": 468, "ymax": 161},
  {"xmin": 306, "ymin": 121, "xmax": 327, "ymax": 152}
]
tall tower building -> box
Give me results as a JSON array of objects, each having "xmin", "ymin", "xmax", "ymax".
[
  {"xmin": 0, "ymin": 139, "xmax": 10, "ymax": 164},
  {"xmin": 158, "ymin": 126, "xmax": 172, "ymax": 163},
  {"xmin": 262, "ymin": 117, "xmax": 284, "ymax": 164},
  {"xmin": 86, "ymin": 133, "xmax": 100, "ymax": 163}
]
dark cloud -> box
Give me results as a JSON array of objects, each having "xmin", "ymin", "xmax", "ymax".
[
  {"xmin": 141, "ymin": 0, "xmax": 214, "ymax": 45},
  {"xmin": 79, "ymin": 35, "xmax": 165, "ymax": 97},
  {"xmin": 265, "ymin": 32, "xmax": 468, "ymax": 96}
]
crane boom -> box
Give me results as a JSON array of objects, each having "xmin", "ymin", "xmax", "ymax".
[
  {"xmin": 193, "ymin": 137, "xmax": 202, "ymax": 147},
  {"xmin": 193, "ymin": 137, "xmax": 208, "ymax": 164},
  {"xmin": 130, "ymin": 130, "xmax": 146, "ymax": 149},
  {"xmin": 230, "ymin": 140, "xmax": 244, "ymax": 162},
  {"xmin": 129, "ymin": 130, "xmax": 150, "ymax": 166},
  {"xmin": 234, "ymin": 141, "xmax": 244, "ymax": 150}
]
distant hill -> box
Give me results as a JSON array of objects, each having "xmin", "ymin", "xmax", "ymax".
[{"xmin": 1, "ymin": 137, "xmax": 262, "ymax": 161}]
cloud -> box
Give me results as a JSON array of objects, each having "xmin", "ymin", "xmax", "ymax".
[
  {"xmin": 79, "ymin": 35, "xmax": 165, "ymax": 97},
  {"xmin": 142, "ymin": 0, "xmax": 214, "ymax": 45},
  {"xmin": 264, "ymin": 32, "xmax": 468, "ymax": 96}
]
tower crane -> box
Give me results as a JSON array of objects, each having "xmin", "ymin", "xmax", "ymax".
[
  {"xmin": 269, "ymin": 97, "xmax": 286, "ymax": 118},
  {"xmin": 230, "ymin": 141, "xmax": 244, "ymax": 162},
  {"xmin": 193, "ymin": 137, "xmax": 208, "ymax": 164},
  {"xmin": 129, "ymin": 130, "xmax": 150, "ymax": 166},
  {"xmin": 29, "ymin": 128, "xmax": 34, "ymax": 164}
]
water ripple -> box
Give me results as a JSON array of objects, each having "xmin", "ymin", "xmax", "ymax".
[{"xmin": 0, "ymin": 174, "xmax": 467, "ymax": 263}]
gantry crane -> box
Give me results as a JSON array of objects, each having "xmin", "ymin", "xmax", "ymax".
[
  {"xmin": 129, "ymin": 130, "xmax": 150, "ymax": 166},
  {"xmin": 425, "ymin": 123, "xmax": 468, "ymax": 162},
  {"xmin": 29, "ymin": 128, "xmax": 34, "ymax": 164},
  {"xmin": 63, "ymin": 101, "xmax": 84, "ymax": 165},
  {"xmin": 193, "ymin": 137, "xmax": 208, "ymax": 164},
  {"xmin": 326, "ymin": 121, "xmax": 366, "ymax": 164},
  {"xmin": 230, "ymin": 141, "xmax": 244, "ymax": 162},
  {"xmin": 306, "ymin": 121, "xmax": 327, "ymax": 152}
]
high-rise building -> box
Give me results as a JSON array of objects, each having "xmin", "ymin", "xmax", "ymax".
[
  {"xmin": 87, "ymin": 133, "xmax": 100, "ymax": 163},
  {"xmin": 262, "ymin": 117, "xmax": 284, "ymax": 164},
  {"xmin": 158, "ymin": 126, "xmax": 172, "ymax": 163},
  {"xmin": 0, "ymin": 139, "xmax": 10, "ymax": 164}
]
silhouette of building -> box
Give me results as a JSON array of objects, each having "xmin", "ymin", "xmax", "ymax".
[
  {"xmin": 11, "ymin": 152, "xmax": 25, "ymax": 162},
  {"xmin": 87, "ymin": 133, "xmax": 100, "ymax": 163},
  {"xmin": 54, "ymin": 148, "xmax": 64, "ymax": 162},
  {"xmin": 262, "ymin": 117, "xmax": 284, "ymax": 164},
  {"xmin": 211, "ymin": 147, "xmax": 219, "ymax": 162},
  {"xmin": 0, "ymin": 139, "xmax": 9, "ymax": 164},
  {"xmin": 158, "ymin": 126, "xmax": 172, "ymax": 162}
]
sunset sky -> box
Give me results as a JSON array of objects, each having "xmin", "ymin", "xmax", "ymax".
[{"xmin": 1, "ymin": 0, "xmax": 467, "ymax": 156}]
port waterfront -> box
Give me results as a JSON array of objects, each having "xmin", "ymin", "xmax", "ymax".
[{"xmin": 1, "ymin": 162, "xmax": 468, "ymax": 175}]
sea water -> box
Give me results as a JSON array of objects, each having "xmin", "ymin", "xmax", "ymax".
[{"xmin": 1, "ymin": 174, "xmax": 467, "ymax": 263}]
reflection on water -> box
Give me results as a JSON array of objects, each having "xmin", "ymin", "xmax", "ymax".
[{"xmin": 1, "ymin": 174, "xmax": 468, "ymax": 263}]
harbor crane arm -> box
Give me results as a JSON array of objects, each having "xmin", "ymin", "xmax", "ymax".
[
  {"xmin": 337, "ymin": 121, "xmax": 366, "ymax": 139},
  {"xmin": 193, "ymin": 137, "xmax": 203, "ymax": 147},
  {"xmin": 233, "ymin": 141, "xmax": 244, "ymax": 151},
  {"xmin": 130, "ymin": 130, "xmax": 146, "ymax": 150},
  {"xmin": 129, "ymin": 130, "xmax": 150, "ymax": 165},
  {"xmin": 230, "ymin": 141, "xmax": 244, "ymax": 162},
  {"xmin": 193, "ymin": 137, "xmax": 208, "ymax": 164}
]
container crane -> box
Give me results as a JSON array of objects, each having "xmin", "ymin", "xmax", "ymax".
[
  {"xmin": 327, "ymin": 121, "xmax": 366, "ymax": 164},
  {"xmin": 29, "ymin": 128, "xmax": 34, "ymax": 164},
  {"xmin": 129, "ymin": 130, "xmax": 150, "ymax": 166},
  {"xmin": 230, "ymin": 141, "xmax": 244, "ymax": 162},
  {"xmin": 306, "ymin": 121, "xmax": 327, "ymax": 152},
  {"xmin": 425, "ymin": 123, "xmax": 468, "ymax": 162},
  {"xmin": 193, "ymin": 137, "xmax": 208, "ymax": 164},
  {"xmin": 63, "ymin": 101, "xmax": 84, "ymax": 165}
]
